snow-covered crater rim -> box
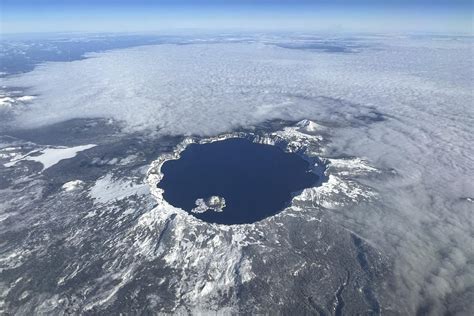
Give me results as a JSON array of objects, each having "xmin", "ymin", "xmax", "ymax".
[{"xmin": 145, "ymin": 120, "xmax": 329, "ymax": 226}]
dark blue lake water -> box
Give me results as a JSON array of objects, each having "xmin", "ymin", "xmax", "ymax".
[{"xmin": 158, "ymin": 138, "xmax": 320, "ymax": 225}]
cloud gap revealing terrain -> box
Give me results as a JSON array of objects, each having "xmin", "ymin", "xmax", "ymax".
[{"xmin": 0, "ymin": 33, "xmax": 473, "ymax": 315}]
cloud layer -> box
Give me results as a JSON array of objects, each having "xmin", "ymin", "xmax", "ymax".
[{"xmin": 2, "ymin": 35, "xmax": 474, "ymax": 313}]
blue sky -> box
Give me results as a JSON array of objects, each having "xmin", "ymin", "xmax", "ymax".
[{"xmin": 1, "ymin": 0, "xmax": 472, "ymax": 34}]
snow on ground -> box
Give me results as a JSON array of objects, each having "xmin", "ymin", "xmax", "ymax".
[
  {"xmin": 0, "ymin": 147, "xmax": 22, "ymax": 160},
  {"xmin": 62, "ymin": 180, "xmax": 84, "ymax": 192},
  {"xmin": 89, "ymin": 173, "xmax": 149, "ymax": 204},
  {"xmin": 192, "ymin": 196, "xmax": 226, "ymax": 213},
  {"xmin": 295, "ymin": 174, "xmax": 376, "ymax": 209},
  {"xmin": 1, "ymin": 35, "xmax": 472, "ymax": 314},
  {"xmin": 328, "ymin": 157, "xmax": 379, "ymax": 176},
  {"xmin": 4, "ymin": 144, "xmax": 96, "ymax": 171},
  {"xmin": 136, "ymin": 120, "xmax": 377, "ymax": 310}
]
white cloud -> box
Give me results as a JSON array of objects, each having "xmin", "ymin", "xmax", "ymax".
[
  {"xmin": 1, "ymin": 36, "xmax": 473, "ymax": 313},
  {"xmin": 2, "ymin": 38, "xmax": 471, "ymax": 136}
]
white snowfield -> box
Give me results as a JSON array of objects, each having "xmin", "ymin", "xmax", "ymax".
[
  {"xmin": 89, "ymin": 173, "xmax": 149, "ymax": 204},
  {"xmin": 62, "ymin": 180, "xmax": 85, "ymax": 192},
  {"xmin": 4, "ymin": 144, "xmax": 96, "ymax": 171}
]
